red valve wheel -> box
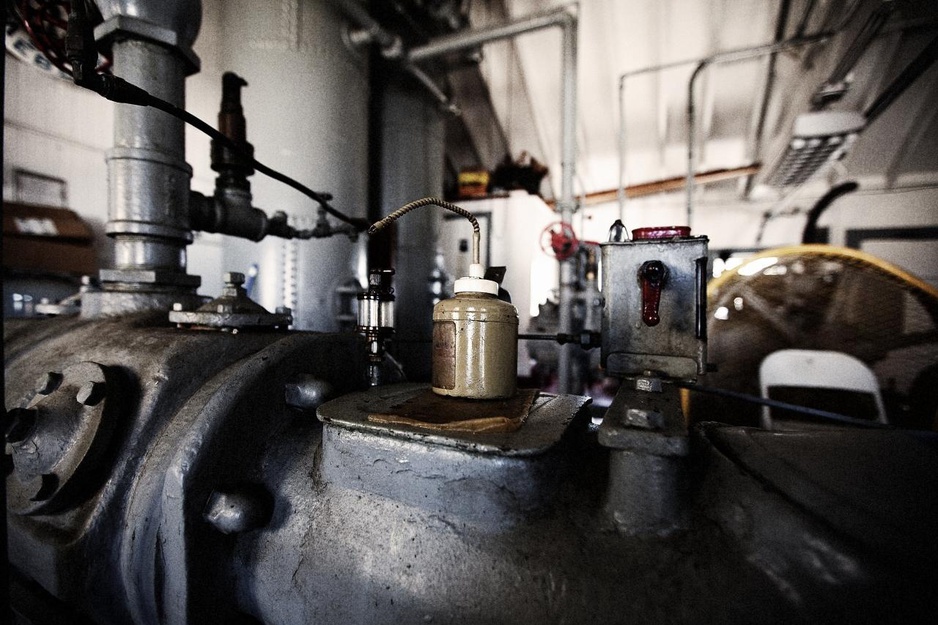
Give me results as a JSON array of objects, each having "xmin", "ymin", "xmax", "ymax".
[{"xmin": 540, "ymin": 222, "xmax": 579, "ymax": 261}]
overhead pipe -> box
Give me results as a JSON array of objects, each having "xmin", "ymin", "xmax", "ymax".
[
  {"xmin": 616, "ymin": 1, "xmax": 866, "ymax": 224},
  {"xmin": 742, "ymin": 0, "xmax": 793, "ymax": 199},
  {"xmin": 409, "ymin": 5, "xmax": 579, "ymax": 393},
  {"xmin": 333, "ymin": 0, "xmax": 459, "ymax": 116},
  {"xmin": 684, "ymin": 32, "xmax": 833, "ymax": 227},
  {"xmin": 863, "ymin": 33, "xmax": 938, "ymax": 124}
]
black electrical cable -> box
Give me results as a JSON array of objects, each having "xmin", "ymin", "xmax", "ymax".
[
  {"xmin": 674, "ymin": 381, "xmax": 892, "ymax": 429},
  {"xmin": 64, "ymin": 0, "xmax": 366, "ymax": 231},
  {"xmin": 145, "ymin": 97, "xmax": 366, "ymax": 230}
]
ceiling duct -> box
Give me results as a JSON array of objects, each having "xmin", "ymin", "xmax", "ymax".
[{"xmin": 765, "ymin": 110, "xmax": 865, "ymax": 187}]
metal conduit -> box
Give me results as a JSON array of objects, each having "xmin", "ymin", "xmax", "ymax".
[
  {"xmin": 684, "ymin": 32, "xmax": 833, "ymax": 227},
  {"xmin": 409, "ymin": 5, "xmax": 579, "ymax": 393},
  {"xmin": 616, "ymin": 0, "xmax": 866, "ymax": 223},
  {"xmin": 333, "ymin": 0, "xmax": 459, "ymax": 115}
]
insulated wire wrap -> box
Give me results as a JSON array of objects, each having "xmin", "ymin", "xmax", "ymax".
[{"xmin": 369, "ymin": 197, "xmax": 481, "ymax": 265}]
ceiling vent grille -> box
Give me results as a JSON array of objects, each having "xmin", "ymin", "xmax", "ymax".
[{"xmin": 766, "ymin": 110, "xmax": 865, "ymax": 187}]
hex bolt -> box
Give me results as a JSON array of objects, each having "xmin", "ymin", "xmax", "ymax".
[
  {"xmin": 76, "ymin": 380, "xmax": 106, "ymax": 406},
  {"xmin": 5, "ymin": 408, "xmax": 38, "ymax": 444},
  {"xmin": 224, "ymin": 272, "xmax": 246, "ymax": 286},
  {"xmin": 36, "ymin": 371, "xmax": 63, "ymax": 395},
  {"xmin": 203, "ymin": 486, "xmax": 273, "ymax": 534}
]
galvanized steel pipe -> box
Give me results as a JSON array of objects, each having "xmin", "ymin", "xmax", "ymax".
[{"xmin": 106, "ymin": 37, "xmax": 193, "ymax": 275}]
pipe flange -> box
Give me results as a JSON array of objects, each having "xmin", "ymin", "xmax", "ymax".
[
  {"xmin": 5, "ymin": 362, "xmax": 119, "ymax": 515},
  {"xmin": 99, "ymin": 269, "xmax": 202, "ymax": 288},
  {"xmin": 94, "ymin": 15, "xmax": 201, "ymax": 75},
  {"xmin": 169, "ymin": 272, "xmax": 292, "ymax": 332}
]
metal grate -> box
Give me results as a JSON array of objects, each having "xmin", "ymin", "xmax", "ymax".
[{"xmin": 766, "ymin": 111, "xmax": 865, "ymax": 187}]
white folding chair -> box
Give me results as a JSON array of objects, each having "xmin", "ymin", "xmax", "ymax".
[{"xmin": 759, "ymin": 349, "xmax": 888, "ymax": 429}]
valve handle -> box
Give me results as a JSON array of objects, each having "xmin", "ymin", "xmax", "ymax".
[{"xmin": 638, "ymin": 260, "xmax": 668, "ymax": 326}]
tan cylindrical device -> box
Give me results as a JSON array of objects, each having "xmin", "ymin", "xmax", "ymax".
[{"xmin": 432, "ymin": 265, "xmax": 518, "ymax": 399}]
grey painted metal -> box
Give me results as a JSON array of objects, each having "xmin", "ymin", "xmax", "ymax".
[
  {"xmin": 601, "ymin": 234, "xmax": 708, "ymax": 380},
  {"xmin": 168, "ymin": 272, "xmax": 293, "ymax": 331},
  {"xmin": 599, "ymin": 381, "xmax": 689, "ymax": 535},
  {"xmin": 215, "ymin": 0, "xmax": 368, "ymax": 331},
  {"xmin": 556, "ymin": 14, "xmax": 578, "ymax": 394},
  {"xmin": 284, "ymin": 374, "xmax": 334, "ymax": 412},
  {"xmin": 5, "ymin": 317, "xmax": 938, "ymax": 623}
]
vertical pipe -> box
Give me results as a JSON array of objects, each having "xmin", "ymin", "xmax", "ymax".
[
  {"xmin": 616, "ymin": 74, "xmax": 626, "ymax": 222},
  {"xmin": 686, "ymin": 61, "xmax": 706, "ymax": 229},
  {"xmin": 106, "ymin": 38, "xmax": 193, "ymax": 275},
  {"xmin": 556, "ymin": 12, "xmax": 578, "ymax": 394}
]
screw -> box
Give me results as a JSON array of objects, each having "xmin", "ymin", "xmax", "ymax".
[
  {"xmin": 36, "ymin": 371, "xmax": 63, "ymax": 395},
  {"xmin": 5, "ymin": 408, "xmax": 38, "ymax": 444},
  {"xmin": 76, "ymin": 381, "xmax": 106, "ymax": 406},
  {"xmin": 172, "ymin": 302, "xmax": 184, "ymax": 311},
  {"xmin": 223, "ymin": 272, "xmax": 246, "ymax": 286}
]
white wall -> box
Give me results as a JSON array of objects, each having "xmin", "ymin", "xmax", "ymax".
[{"xmin": 3, "ymin": 57, "xmax": 115, "ymax": 267}]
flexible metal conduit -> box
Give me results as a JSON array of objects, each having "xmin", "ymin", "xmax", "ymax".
[{"xmin": 408, "ymin": 5, "xmax": 579, "ymax": 393}]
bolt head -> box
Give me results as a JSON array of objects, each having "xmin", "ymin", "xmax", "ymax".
[
  {"xmin": 172, "ymin": 302, "xmax": 184, "ymax": 311},
  {"xmin": 36, "ymin": 372, "xmax": 63, "ymax": 395},
  {"xmin": 76, "ymin": 380, "xmax": 106, "ymax": 406},
  {"xmin": 223, "ymin": 272, "xmax": 246, "ymax": 286}
]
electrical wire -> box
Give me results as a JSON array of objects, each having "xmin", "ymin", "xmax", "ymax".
[
  {"xmin": 674, "ymin": 381, "xmax": 892, "ymax": 429},
  {"xmin": 145, "ymin": 97, "xmax": 366, "ymax": 230}
]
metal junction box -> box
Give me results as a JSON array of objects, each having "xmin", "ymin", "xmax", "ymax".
[{"xmin": 601, "ymin": 229, "xmax": 708, "ymax": 381}]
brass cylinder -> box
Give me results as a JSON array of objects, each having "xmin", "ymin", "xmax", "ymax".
[{"xmin": 432, "ymin": 292, "xmax": 518, "ymax": 399}]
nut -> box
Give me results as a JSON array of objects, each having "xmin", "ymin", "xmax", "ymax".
[
  {"xmin": 223, "ymin": 272, "xmax": 246, "ymax": 286},
  {"xmin": 36, "ymin": 371, "xmax": 63, "ymax": 395},
  {"xmin": 76, "ymin": 381, "xmax": 106, "ymax": 406}
]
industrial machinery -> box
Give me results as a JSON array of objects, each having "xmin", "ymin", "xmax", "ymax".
[{"xmin": 5, "ymin": 2, "xmax": 938, "ymax": 624}]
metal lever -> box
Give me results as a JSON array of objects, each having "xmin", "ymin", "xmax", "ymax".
[{"xmin": 638, "ymin": 260, "xmax": 668, "ymax": 326}]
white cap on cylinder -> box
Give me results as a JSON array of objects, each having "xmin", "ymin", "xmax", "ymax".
[{"xmin": 454, "ymin": 263, "xmax": 499, "ymax": 295}]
